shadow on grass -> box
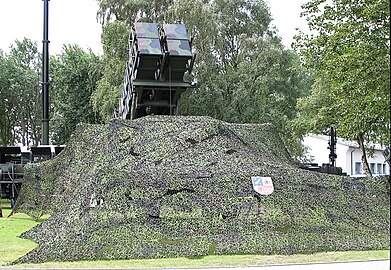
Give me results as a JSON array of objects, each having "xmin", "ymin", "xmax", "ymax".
[{"xmin": 187, "ymin": 255, "xmax": 207, "ymax": 260}]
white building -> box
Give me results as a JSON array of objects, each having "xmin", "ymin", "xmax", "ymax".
[{"xmin": 302, "ymin": 134, "xmax": 390, "ymax": 177}]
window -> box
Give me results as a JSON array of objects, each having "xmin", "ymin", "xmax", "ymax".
[
  {"xmin": 377, "ymin": 164, "xmax": 382, "ymax": 175},
  {"xmin": 383, "ymin": 164, "xmax": 388, "ymax": 175},
  {"xmin": 370, "ymin": 163, "xmax": 376, "ymax": 174},
  {"xmin": 355, "ymin": 162, "xmax": 363, "ymax": 175}
]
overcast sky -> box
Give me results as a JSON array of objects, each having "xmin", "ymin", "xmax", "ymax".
[
  {"xmin": 0, "ymin": 0, "xmax": 309, "ymax": 55},
  {"xmin": 268, "ymin": 0, "xmax": 309, "ymax": 47},
  {"xmin": 0, "ymin": 0, "xmax": 102, "ymax": 54}
]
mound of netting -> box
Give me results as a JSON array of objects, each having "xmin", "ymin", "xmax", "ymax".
[{"xmin": 13, "ymin": 116, "xmax": 390, "ymax": 263}]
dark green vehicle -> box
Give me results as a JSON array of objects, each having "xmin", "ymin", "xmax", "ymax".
[
  {"xmin": 115, "ymin": 22, "xmax": 196, "ymax": 120},
  {"xmin": 0, "ymin": 146, "xmax": 63, "ymax": 209}
]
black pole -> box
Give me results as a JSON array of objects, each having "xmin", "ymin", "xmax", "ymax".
[
  {"xmin": 328, "ymin": 125, "xmax": 337, "ymax": 167},
  {"xmin": 41, "ymin": 0, "xmax": 50, "ymax": 145}
]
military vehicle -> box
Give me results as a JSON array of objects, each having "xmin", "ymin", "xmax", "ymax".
[
  {"xmin": 0, "ymin": 146, "xmax": 63, "ymax": 208},
  {"xmin": 298, "ymin": 126, "xmax": 346, "ymax": 176},
  {"xmin": 114, "ymin": 22, "xmax": 196, "ymax": 119}
]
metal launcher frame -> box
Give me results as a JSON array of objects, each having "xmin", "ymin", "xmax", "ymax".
[
  {"xmin": 115, "ymin": 22, "xmax": 196, "ymax": 120},
  {"xmin": 0, "ymin": 146, "xmax": 64, "ymax": 208}
]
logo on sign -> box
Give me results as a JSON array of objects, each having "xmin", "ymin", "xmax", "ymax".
[{"xmin": 251, "ymin": 176, "xmax": 274, "ymax": 195}]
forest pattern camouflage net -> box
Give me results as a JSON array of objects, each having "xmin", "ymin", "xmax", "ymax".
[{"xmin": 13, "ymin": 116, "xmax": 390, "ymax": 263}]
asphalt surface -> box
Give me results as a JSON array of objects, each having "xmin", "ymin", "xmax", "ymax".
[
  {"xmin": 243, "ymin": 259, "xmax": 390, "ymax": 269},
  {"xmin": 0, "ymin": 260, "xmax": 389, "ymax": 270}
]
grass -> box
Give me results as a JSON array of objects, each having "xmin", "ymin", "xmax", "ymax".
[
  {"xmin": 7, "ymin": 250, "xmax": 390, "ymax": 269},
  {"xmin": 0, "ymin": 199, "xmax": 45, "ymax": 266},
  {"xmin": 0, "ymin": 199, "xmax": 389, "ymax": 268}
]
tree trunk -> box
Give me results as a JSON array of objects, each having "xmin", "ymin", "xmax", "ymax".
[{"xmin": 357, "ymin": 132, "xmax": 372, "ymax": 178}]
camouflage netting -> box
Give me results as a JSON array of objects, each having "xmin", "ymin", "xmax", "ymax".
[{"xmin": 13, "ymin": 116, "xmax": 390, "ymax": 263}]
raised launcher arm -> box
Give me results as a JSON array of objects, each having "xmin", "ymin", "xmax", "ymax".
[{"xmin": 115, "ymin": 22, "xmax": 196, "ymax": 120}]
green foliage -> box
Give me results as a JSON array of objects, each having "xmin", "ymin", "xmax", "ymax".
[
  {"xmin": 91, "ymin": 21, "xmax": 129, "ymax": 122},
  {"xmin": 1, "ymin": 40, "xmax": 104, "ymax": 146},
  {"xmin": 171, "ymin": 0, "xmax": 310, "ymax": 154},
  {"xmin": 97, "ymin": 0, "xmax": 173, "ymax": 23},
  {"xmin": 13, "ymin": 116, "xmax": 390, "ymax": 263},
  {"xmin": 0, "ymin": 39, "xmax": 41, "ymax": 146},
  {"xmin": 293, "ymin": 77, "xmax": 333, "ymax": 135},
  {"xmin": 294, "ymin": 0, "xmax": 390, "ymax": 145},
  {"xmin": 50, "ymin": 45, "xmax": 103, "ymax": 144},
  {"xmin": 93, "ymin": 0, "xmax": 310, "ymax": 154},
  {"xmin": 0, "ymin": 50, "xmax": 14, "ymax": 145}
]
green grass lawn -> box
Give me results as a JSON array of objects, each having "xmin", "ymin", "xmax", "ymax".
[
  {"xmin": 0, "ymin": 199, "xmax": 389, "ymax": 268},
  {"xmin": 0, "ymin": 200, "xmax": 39, "ymax": 266}
]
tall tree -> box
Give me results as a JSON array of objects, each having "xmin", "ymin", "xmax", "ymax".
[
  {"xmin": 0, "ymin": 50, "xmax": 14, "ymax": 145},
  {"xmin": 294, "ymin": 0, "xmax": 390, "ymax": 176},
  {"xmin": 51, "ymin": 45, "xmax": 103, "ymax": 144},
  {"xmin": 93, "ymin": 0, "xmax": 308, "ymax": 154},
  {"xmin": 90, "ymin": 21, "xmax": 129, "ymax": 122},
  {"xmin": 9, "ymin": 39, "xmax": 41, "ymax": 146},
  {"xmin": 169, "ymin": 0, "xmax": 308, "ymax": 152},
  {"xmin": 97, "ymin": 0, "xmax": 173, "ymax": 23},
  {"xmin": 0, "ymin": 39, "xmax": 41, "ymax": 146}
]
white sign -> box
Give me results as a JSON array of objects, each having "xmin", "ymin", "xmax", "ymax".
[{"xmin": 251, "ymin": 176, "xmax": 274, "ymax": 195}]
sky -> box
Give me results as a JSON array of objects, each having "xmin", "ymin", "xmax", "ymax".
[
  {"xmin": 267, "ymin": 0, "xmax": 309, "ymax": 48},
  {"xmin": 0, "ymin": 0, "xmax": 103, "ymax": 54},
  {"xmin": 0, "ymin": 0, "xmax": 309, "ymax": 55}
]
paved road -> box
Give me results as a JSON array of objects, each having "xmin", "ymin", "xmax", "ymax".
[
  {"xmin": 239, "ymin": 260, "xmax": 390, "ymax": 270},
  {"xmin": 1, "ymin": 260, "xmax": 389, "ymax": 270}
]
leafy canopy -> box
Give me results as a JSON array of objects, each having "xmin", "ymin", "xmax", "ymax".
[
  {"xmin": 94, "ymin": 0, "xmax": 310, "ymax": 154},
  {"xmin": 0, "ymin": 39, "xmax": 41, "ymax": 146},
  {"xmin": 294, "ymin": 0, "xmax": 390, "ymax": 146},
  {"xmin": 51, "ymin": 45, "xmax": 103, "ymax": 144}
]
